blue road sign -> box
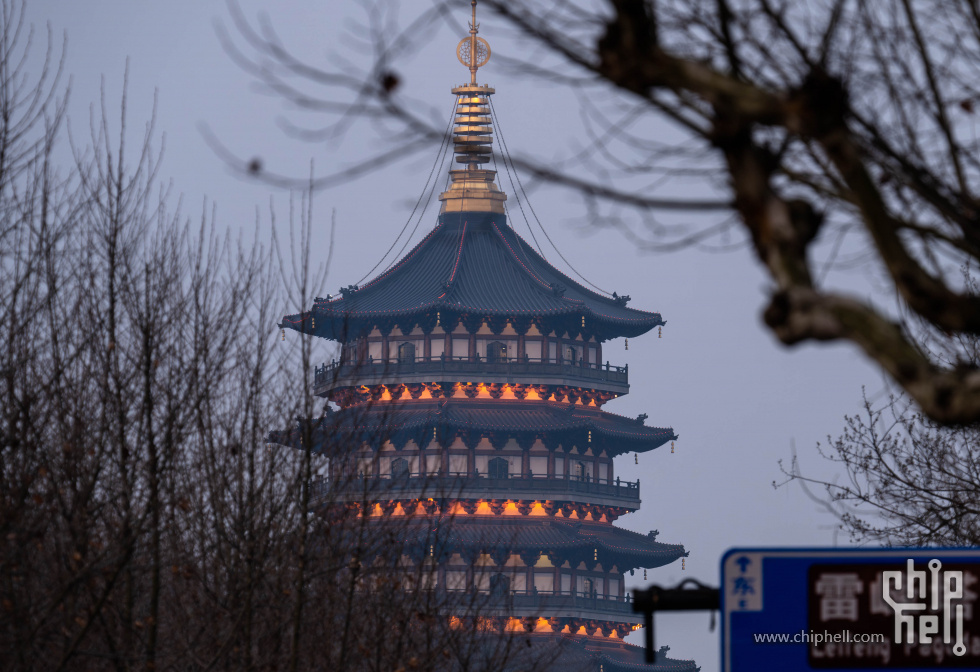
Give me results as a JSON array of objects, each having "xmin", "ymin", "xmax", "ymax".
[{"xmin": 721, "ymin": 548, "xmax": 980, "ymax": 671}]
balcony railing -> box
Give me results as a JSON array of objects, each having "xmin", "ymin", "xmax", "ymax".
[
  {"xmin": 314, "ymin": 355, "xmax": 628, "ymax": 389},
  {"xmin": 312, "ymin": 472, "xmax": 640, "ymax": 505}
]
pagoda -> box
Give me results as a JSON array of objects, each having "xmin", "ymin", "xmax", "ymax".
[{"xmin": 279, "ymin": 4, "xmax": 697, "ymax": 670}]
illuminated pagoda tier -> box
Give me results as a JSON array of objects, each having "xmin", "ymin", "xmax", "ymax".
[{"xmin": 280, "ymin": 3, "xmax": 696, "ymax": 670}]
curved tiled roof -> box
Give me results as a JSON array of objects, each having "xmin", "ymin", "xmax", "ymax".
[
  {"xmin": 588, "ymin": 641, "xmax": 700, "ymax": 672},
  {"xmin": 499, "ymin": 634, "xmax": 700, "ymax": 672},
  {"xmin": 282, "ymin": 212, "xmax": 664, "ymax": 341},
  {"xmin": 383, "ymin": 516, "xmax": 687, "ymax": 569},
  {"xmin": 292, "ymin": 399, "xmax": 676, "ymax": 457}
]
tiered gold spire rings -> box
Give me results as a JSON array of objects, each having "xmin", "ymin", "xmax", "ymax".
[
  {"xmin": 456, "ymin": 0, "xmax": 491, "ymax": 84},
  {"xmin": 439, "ymin": 0, "xmax": 506, "ymax": 214}
]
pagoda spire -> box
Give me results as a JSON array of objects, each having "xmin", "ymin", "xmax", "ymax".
[
  {"xmin": 465, "ymin": 0, "xmax": 486, "ymax": 85},
  {"xmin": 439, "ymin": 0, "xmax": 507, "ymax": 214}
]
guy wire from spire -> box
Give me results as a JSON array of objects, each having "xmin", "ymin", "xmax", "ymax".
[
  {"xmin": 356, "ymin": 97, "xmax": 459, "ymax": 286},
  {"xmin": 382, "ymin": 106, "xmax": 459, "ymax": 274},
  {"xmin": 489, "ymin": 119, "xmax": 545, "ymax": 258},
  {"xmin": 488, "ymin": 96, "xmax": 614, "ymax": 297}
]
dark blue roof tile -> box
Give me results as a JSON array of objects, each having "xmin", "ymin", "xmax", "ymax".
[{"xmin": 282, "ymin": 212, "xmax": 664, "ymax": 340}]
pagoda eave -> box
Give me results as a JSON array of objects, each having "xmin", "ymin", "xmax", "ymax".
[
  {"xmin": 378, "ymin": 517, "xmax": 688, "ymax": 572},
  {"xmin": 272, "ymin": 400, "xmax": 677, "ymax": 459},
  {"xmin": 282, "ymin": 305, "xmax": 664, "ymax": 343}
]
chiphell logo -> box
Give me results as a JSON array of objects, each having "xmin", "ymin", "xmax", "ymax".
[{"xmin": 882, "ymin": 559, "xmax": 965, "ymax": 656}]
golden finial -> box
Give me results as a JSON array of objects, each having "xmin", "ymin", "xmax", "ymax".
[
  {"xmin": 440, "ymin": 0, "xmax": 506, "ymax": 214},
  {"xmin": 457, "ymin": 1, "xmax": 491, "ymax": 85}
]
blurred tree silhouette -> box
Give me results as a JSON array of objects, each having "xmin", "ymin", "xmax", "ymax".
[{"xmin": 0, "ymin": 2, "xmax": 552, "ymax": 669}]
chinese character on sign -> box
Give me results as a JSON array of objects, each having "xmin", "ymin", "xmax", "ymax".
[
  {"xmin": 815, "ymin": 573, "xmax": 863, "ymax": 622},
  {"xmin": 725, "ymin": 552, "xmax": 762, "ymax": 611},
  {"xmin": 732, "ymin": 577, "xmax": 755, "ymax": 598},
  {"xmin": 868, "ymin": 574, "xmax": 898, "ymax": 616}
]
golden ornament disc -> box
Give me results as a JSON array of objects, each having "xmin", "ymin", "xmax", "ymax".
[{"xmin": 456, "ymin": 36, "xmax": 490, "ymax": 68}]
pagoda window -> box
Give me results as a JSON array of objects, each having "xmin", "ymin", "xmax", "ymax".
[
  {"xmin": 474, "ymin": 569, "xmax": 491, "ymax": 592},
  {"xmin": 578, "ymin": 576, "xmax": 595, "ymax": 597},
  {"xmin": 565, "ymin": 345, "xmax": 578, "ymax": 364},
  {"xmin": 548, "ymin": 342, "xmax": 558, "ymax": 362},
  {"xmin": 598, "ymin": 462, "xmax": 608, "ymax": 483},
  {"xmin": 524, "ymin": 339, "xmax": 542, "ymax": 361},
  {"xmin": 486, "ymin": 340, "xmax": 507, "ymax": 363},
  {"xmin": 488, "ymin": 457, "xmax": 509, "ymax": 479},
  {"xmin": 430, "ymin": 336, "xmax": 445, "ymax": 360},
  {"xmin": 422, "ymin": 451, "xmax": 440, "ymax": 475},
  {"xmin": 555, "ymin": 455, "xmax": 565, "ymax": 478},
  {"xmin": 533, "ymin": 572, "xmax": 555, "ymax": 594},
  {"xmin": 367, "ymin": 340, "xmax": 382, "ymax": 362},
  {"xmin": 609, "ymin": 577, "xmax": 621, "ymax": 598},
  {"xmin": 355, "ymin": 455, "xmax": 374, "ymax": 477},
  {"xmin": 452, "ymin": 336, "xmax": 469, "ymax": 360},
  {"xmin": 561, "ymin": 572, "xmax": 572, "ymax": 594},
  {"xmin": 420, "ymin": 566, "xmax": 437, "ymax": 590},
  {"xmin": 448, "ymin": 454, "xmax": 467, "ymax": 475},
  {"xmin": 489, "ymin": 573, "xmax": 510, "ymax": 597},
  {"xmin": 529, "ymin": 456, "xmax": 547, "ymax": 477},
  {"xmin": 397, "ymin": 341, "xmax": 416, "ymax": 363},
  {"xmin": 574, "ymin": 460, "xmax": 588, "ymax": 481},
  {"xmin": 391, "ymin": 457, "xmax": 410, "ymax": 480},
  {"xmin": 446, "ymin": 571, "xmax": 467, "ymax": 591}
]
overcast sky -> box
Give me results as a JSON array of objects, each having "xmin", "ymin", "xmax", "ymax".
[{"xmin": 30, "ymin": 2, "xmax": 894, "ymax": 669}]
